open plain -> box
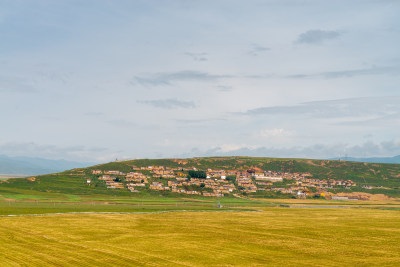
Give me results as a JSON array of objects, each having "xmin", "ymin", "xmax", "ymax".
[{"xmin": 1, "ymin": 205, "xmax": 399, "ymax": 266}]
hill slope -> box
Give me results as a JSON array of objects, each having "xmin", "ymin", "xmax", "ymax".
[{"xmin": 1, "ymin": 156, "xmax": 399, "ymax": 199}]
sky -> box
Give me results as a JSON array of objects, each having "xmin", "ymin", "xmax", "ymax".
[{"xmin": 1, "ymin": 0, "xmax": 400, "ymax": 162}]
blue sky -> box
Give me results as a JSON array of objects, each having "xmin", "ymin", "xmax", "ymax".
[{"xmin": 1, "ymin": 0, "xmax": 400, "ymax": 162}]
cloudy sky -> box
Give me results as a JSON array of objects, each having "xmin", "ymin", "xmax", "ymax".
[{"xmin": 1, "ymin": 0, "xmax": 400, "ymax": 162}]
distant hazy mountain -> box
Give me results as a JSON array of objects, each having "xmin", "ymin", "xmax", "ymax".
[
  {"xmin": 0, "ymin": 154, "xmax": 95, "ymax": 176},
  {"xmin": 330, "ymin": 155, "xmax": 400, "ymax": 164}
]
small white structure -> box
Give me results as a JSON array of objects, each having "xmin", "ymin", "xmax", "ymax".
[
  {"xmin": 332, "ymin": 196, "xmax": 349, "ymax": 200},
  {"xmin": 254, "ymin": 175, "xmax": 283, "ymax": 182},
  {"xmin": 297, "ymin": 191, "xmax": 307, "ymax": 196}
]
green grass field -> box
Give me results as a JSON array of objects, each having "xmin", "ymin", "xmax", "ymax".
[
  {"xmin": 0, "ymin": 191, "xmax": 272, "ymax": 215},
  {"xmin": 0, "ymin": 207, "xmax": 399, "ymax": 266}
]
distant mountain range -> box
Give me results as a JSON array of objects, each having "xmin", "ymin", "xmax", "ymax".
[
  {"xmin": 0, "ymin": 154, "xmax": 95, "ymax": 176},
  {"xmin": 330, "ymin": 155, "xmax": 400, "ymax": 164}
]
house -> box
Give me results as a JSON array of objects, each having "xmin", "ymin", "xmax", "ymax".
[
  {"xmin": 332, "ymin": 196, "xmax": 349, "ymax": 200},
  {"xmin": 127, "ymin": 183, "xmax": 146, "ymax": 187},
  {"xmin": 105, "ymin": 181, "xmax": 124, "ymax": 189},
  {"xmin": 254, "ymin": 173, "xmax": 283, "ymax": 182},
  {"xmin": 297, "ymin": 191, "xmax": 307, "ymax": 196},
  {"xmin": 99, "ymin": 175, "xmax": 115, "ymax": 181},
  {"xmin": 104, "ymin": 170, "xmax": 126, "ymax": 176},
  {"xmin": 149, "ymin": 182, "xmax": 170, "ymax": 191}
]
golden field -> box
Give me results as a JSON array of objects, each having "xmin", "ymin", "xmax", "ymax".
[{"xmin": 0, "ymin": 207, "xmax": 400, "ymax": 266}]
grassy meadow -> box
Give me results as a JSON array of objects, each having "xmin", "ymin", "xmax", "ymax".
[
  {"xmin": 0, "ymin": 198, "xmax": 262, "ymax": 216},
  {"xmin": 0, "ymin": 207, "xmax": 399, "ymax": 266}
]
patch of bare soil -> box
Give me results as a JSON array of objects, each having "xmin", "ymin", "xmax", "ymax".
[
  {"xmin": 250, "ymin": 167, "xmax": 263, "ymax": 172},
  {"xmin": 172, "ymin": 159, "xmax": 188, "ymax": 165},
  {"xmin": 335, "ymin": 192, "xmax": 392, "ymax": 201},
  {"xmin": 306, "ymin": 160, "xmax": 322, "ymax": 166}
]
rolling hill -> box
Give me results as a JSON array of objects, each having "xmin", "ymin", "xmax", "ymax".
[{"xmin": 1, "ymin": 156, "xmax": 399, "ymax": 199}]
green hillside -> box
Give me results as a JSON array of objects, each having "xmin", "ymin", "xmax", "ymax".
[
  {"xmin": 1, "ymin": 157, "xmax": 399, "ymax": 200},
  {"xmin": 88, "ymin": 157, "xmax": 400, "ymax": 183},
  {"xmin": 89, "ymin": 156, "xmax": 400, "ymax": 189}
]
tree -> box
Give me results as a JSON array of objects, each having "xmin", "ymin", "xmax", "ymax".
[
  {"xmin": 226, "ymin": 175, "xmax": 236, "ymax": 183},
  {"xmin": 188, "ymin": 170, "xmax": 206, "ymax": 179}
]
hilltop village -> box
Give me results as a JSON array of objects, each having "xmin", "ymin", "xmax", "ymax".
[{"xmin": 88, "ymin": 164, "xmax": 357, "ymax": 198}]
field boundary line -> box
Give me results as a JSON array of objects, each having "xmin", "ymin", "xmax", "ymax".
[{"xmin": 0, "ymin": 209, "xmax": 262, "ymax": 217}]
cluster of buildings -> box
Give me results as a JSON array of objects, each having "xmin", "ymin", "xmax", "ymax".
[
  {"xmin": 295, "ymin": 178, "xmax": 357, "ymax": 188},
  {"xmin": 90, "ymin": 165, "xmax": 358, "ymax": 198},
  {"xmin": 98, "ymin": 174, "xmax": 124, "ymax": 189}
]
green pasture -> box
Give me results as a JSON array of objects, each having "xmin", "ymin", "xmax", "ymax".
[
  {"xmin": 0, "ymin": 201, "xmax": 249, "ymax": 216},
  {"xmin": 1, "ymin": 186, "xmax": 399, "ymax": 216},
  {"xmin": 0, "ymin": 191, "xmax": 270, "ymax": 216}
]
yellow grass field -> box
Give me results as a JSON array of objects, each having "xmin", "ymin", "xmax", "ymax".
[{"xmin": 1, "ymin": 208, "xmax": 399, "ymax": 266}]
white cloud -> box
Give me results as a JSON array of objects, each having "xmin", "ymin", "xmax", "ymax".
[
  {"xmin": 133, "ymin": 71, "xmax": 229, "ymax": 86},
  {"xmin": 0, "ymin": 0, "xmax": 399, "ymax": 160},
  {"xmin": 184, "ymin": 52, "xmax": 208, "ymax": 62},
  {"xmin": 286, "ymin": 65, "xmax": 400, "ymax": 79},
  {"xmin": 179, "ymin": 139, "xmax": 400, "ymax": 159},
  {"xmin": 216, "ymin": 144, "xmax": 257, "ymax": 153},
  {"xmin": 258, "ymin": 128, "xmax": 295, "ymax": 138},
  {"xmin": 137, "ymin": 98, "xmax": 196, "ymax": 109},
  {"xmin": 248, "ymin": 44, "xmax": 270, "ymax": 56},
  {"xmin": 244, "ymin": 96, "xmax": 400, "ymax": 119}
]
